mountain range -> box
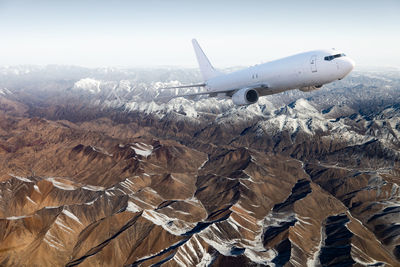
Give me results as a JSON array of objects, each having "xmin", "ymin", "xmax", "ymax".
[{"xmin": 0, "ymin": 65, "xmax": 399, "ymax": 266}]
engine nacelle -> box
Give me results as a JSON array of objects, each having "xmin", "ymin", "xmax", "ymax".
[{"xmin": 232, "ymin": 88, "xmax": 259, "ymax": 106}]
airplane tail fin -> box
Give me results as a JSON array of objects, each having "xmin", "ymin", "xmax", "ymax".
[{"xmin": 192, "ymin": 39, "xmax": 220, "ymax": 81}]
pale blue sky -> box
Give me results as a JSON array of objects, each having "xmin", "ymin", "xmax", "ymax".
[{"xmin": 0, "ymin": 0, "xmax": 399, "ymax": 67}]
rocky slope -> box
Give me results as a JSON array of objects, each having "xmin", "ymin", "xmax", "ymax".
[{"xmin": 0, "ymin": 66, "xmax": 399, "ymax": 266}]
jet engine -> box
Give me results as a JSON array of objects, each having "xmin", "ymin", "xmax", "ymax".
[{"xmin": 232, "ymin": 88, "xmax": 259, "ymax": 105}]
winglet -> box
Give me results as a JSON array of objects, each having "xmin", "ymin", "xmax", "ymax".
[{"xmin": 192, "ymin": 39, "xmax": 220, "ymax": 81}]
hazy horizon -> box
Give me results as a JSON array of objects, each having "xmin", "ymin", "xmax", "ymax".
[
  {"xmin": 1, "ymin": 0, "xmax": 399, "ymax": 68},
  {"xmin": 0, "ymin": 64, "xmax": 399, "ymax": 71}
]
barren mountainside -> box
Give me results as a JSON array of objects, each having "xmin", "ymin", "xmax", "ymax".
[{"xmin": 0, "ymin": 66, "xmax": 399, "ymax": 266}]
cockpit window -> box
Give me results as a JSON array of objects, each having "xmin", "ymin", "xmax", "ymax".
[{"xmin": 324, "ymin": 53, "xmax": 346, "ymax": 61}]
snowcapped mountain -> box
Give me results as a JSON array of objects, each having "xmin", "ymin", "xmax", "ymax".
[
  {"xmin": 73, "ymin": 78, "xmax": 102, "ymax": 94},
  {"xmin": 0, "ymin": 88, "xmax": 11, "ymax": 96}
]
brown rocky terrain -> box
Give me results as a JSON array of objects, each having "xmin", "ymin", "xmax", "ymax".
[
  {"xmin": 0, "ymin": 67, "xmax": 399, "ymax": 266},
  {"xmin": 0, "ymin": 105, "xmax": 398, "ymax": 266}
]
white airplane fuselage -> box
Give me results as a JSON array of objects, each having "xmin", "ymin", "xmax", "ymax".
[
  {"xmin": 162, "ymin": 40, "xmax": 355, "ymax": 105},
  {"xmin": 207, "ymin": 49, "xmax": 354, "ymax": 96}
]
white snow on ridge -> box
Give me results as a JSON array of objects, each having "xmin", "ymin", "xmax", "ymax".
[
  {"xmin": 173, "ymin": 235, "xmax": 211, "ymax": 267},
  {"xmin": 121, "ymin": 96, "xmax": 400, "ymax": 151},
  {"xmin": 91, "ymin": 146, "xmax": 113, "ymax": 157},
  {"xmin": 126, "ymin": 201, "xmax": 141, "ymax": 213},
  {"xmin": 125, "ymin": 98, "xmax": 199, "ymax": 118},
  {"xmin": 195, "ymin": 252, "xmax": 214, "ymax": 267},
  {"xmin": 307, "ymin": 226, "xmax": 323, "ymax": 267},
  {"xmin": 351, "ymin": 245, "xmax": 383, "ymax": 266},
  {"xmin": 26, "ymin": 196, "xmax": 36, "ymax": 204},
  {"xmin": 198, "ymin": 158, "xmax": 209, "ymax": 170},
  {"xmin": 82, "ymin": 185, "xmax": 105, "ymax": 191},
  {"xmin": 44, "ymin": 231, "xmax": 64, "ymax": 250},
  {"xmin": 62, "ymin": 209, "xmax": 83, "ymax": 225},
  {"xmin": 200, "ymin": 233, "xmax": 233, "ymax": 257},
  {"xmin": 0, "ymin": 88, "xmax": 11, "ymax": 95},
  {"xmin": 6, "ymin": 215, "xmax": 30, "ymax": 220},
  {"xmin": 118, "ymin": 80, "xmax": 133, "ymax": 92},
  {"xmin": 125, "ymin": 101, "xmax": 163, "ymax": 115},
  {"xmin": 55, "ymin": 217, "xmax": 75, "ymax": 234},
  {"xmin": 290, "ymin": 98, "xmax": 318, "ymax": 114},
  {"xmin": 142, "ymin": 209, "xmax": 193, "ymax": 235},
  {"xmin": 9, "ymin": 174, "xmax": 32, "ymax": 183},
  {"xmin": 131, "ymin": 142, "xmax": 153, "ymax": 157},
  {"xmin": 47, "ymin": 178, "xmax": 77, "ymax": 190},
  {"xmin": 198, "ymin": 221, "xmax": 275, "ymax": 265},
  {"xmin": 262, "ymin": 98, "xmax": 328, "ymax": 135},
  {"xmin": 74, "ymin": 78, "xmax": 101, "ymax": 94},
  {"xmin": 34, "ymin": 185, "xmax": 41, "ymax": 193}
]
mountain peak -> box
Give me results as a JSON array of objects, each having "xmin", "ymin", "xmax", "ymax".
[{"xmin": 73, "ymin": 78, "xmax": 102, "ymax": 94}]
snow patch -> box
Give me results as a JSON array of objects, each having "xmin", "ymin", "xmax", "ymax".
[
  {"xmin": 131, "ymin": 142, "xmax": 153, "ymax": 157},
  {"xmin": 74, "ymin": 78, "xmax": 101, "ymax": 94},
  {"xmin": 196, "ymin": 252, "xmax": 215, "ymax": 267},
  {"xmin": 351, "ymin": 245, "xmax": 385, "ymax": 266},
  {"xmin": 55, "ymin": 218, "xmax": 75, "ymax": 233},
  {"xmin": 47, "ymin": 178, "xmax": 77, "ymax": 191},
  {"xmin": 62, "ymin": 209, "xmax": 83, "ymax": 225},
  {"xmin": 44, "ymin": 231, "xmax": 64, "ymax": 250},
  {"xmin": 82, "ymin": 185, "xmax": 105, "ymax": 191},
  {"xmin": 126, "ymin": 201, "xmax": 141, "ymax": 213},
  {"xmin": 34, "ymin": 185, "xmax": 41, "ymax": 193},
  {"xmin": 91, "ymin": 146, "xmax": 113, "ymax": 157},
  {"xmin": 6, "ymin": 215, "xmax": 29, "ymax": 220},
  {"xmin": 84, "ymin": 198, "xmax": 97, "ymax": 205},
  {"xmin": 9, "ymin": 174, "xmax": 32, "ymax": 183},
  {"xmin": 307, "ymin": 221, "xmax": 324, "ymax": 266},
  {"xmin": 198, "ymin": 158, "xmax": 209, "ymax": 170},
  {"xmin": 0, "ymin": 88, "xmax": 11, "ymax": 95},
  {"xmin": 26, "ymin": 196, "xmax": 36, "ymax": 204},
  {"xmin": 142, "ymin": 209, "xmax": 193, "ymax": 235},
  {"xmin": 296, "ymin": 215, "xmax": 313, "ymax": 226}
]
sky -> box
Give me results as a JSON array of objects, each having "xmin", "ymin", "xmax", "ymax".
[{"xmin": 0, "ymin": 0, "xmax": 399, "ymax": 68}]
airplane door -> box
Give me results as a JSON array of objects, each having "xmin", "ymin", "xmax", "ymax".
[{"xmin": 310, "ymin": 55, "xmax": 317, "ymax": 73}]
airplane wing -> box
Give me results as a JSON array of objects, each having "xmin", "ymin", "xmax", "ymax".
[
  {"xmin": 156, "ymin": 83, "xmax": 269, "ymax": 103},
  {"xmin": 159, "ymin": 83, "xmax": 206, "ymax": 90},
  {"xmin": 155, "ymin": 89, "xmax": 235, "ymax": 103},
  {"xmin": 156, "ymin": 90, "xmax": 218, "ymax": 103}
]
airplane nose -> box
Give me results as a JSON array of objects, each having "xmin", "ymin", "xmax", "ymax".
[
  {"xmin": 345, "ymin": 58, "xmax": 355, "ymax": 73},
  {"xmin": 348, "ymin": 58, "xmax": 356, "ymax": 71},
  {"xmin": 339, "ymin": 57, "xmax": 355, "ymax": 77}
]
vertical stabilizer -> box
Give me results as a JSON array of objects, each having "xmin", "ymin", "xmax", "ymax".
[{"xmin": 192, "ymin": 39, "xmax": 220, "ymax": 81}]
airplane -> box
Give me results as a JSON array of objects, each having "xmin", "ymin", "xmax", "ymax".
[{"xmin": 159, "ymin": 39, "xmax": 355, "ymax": 105}]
